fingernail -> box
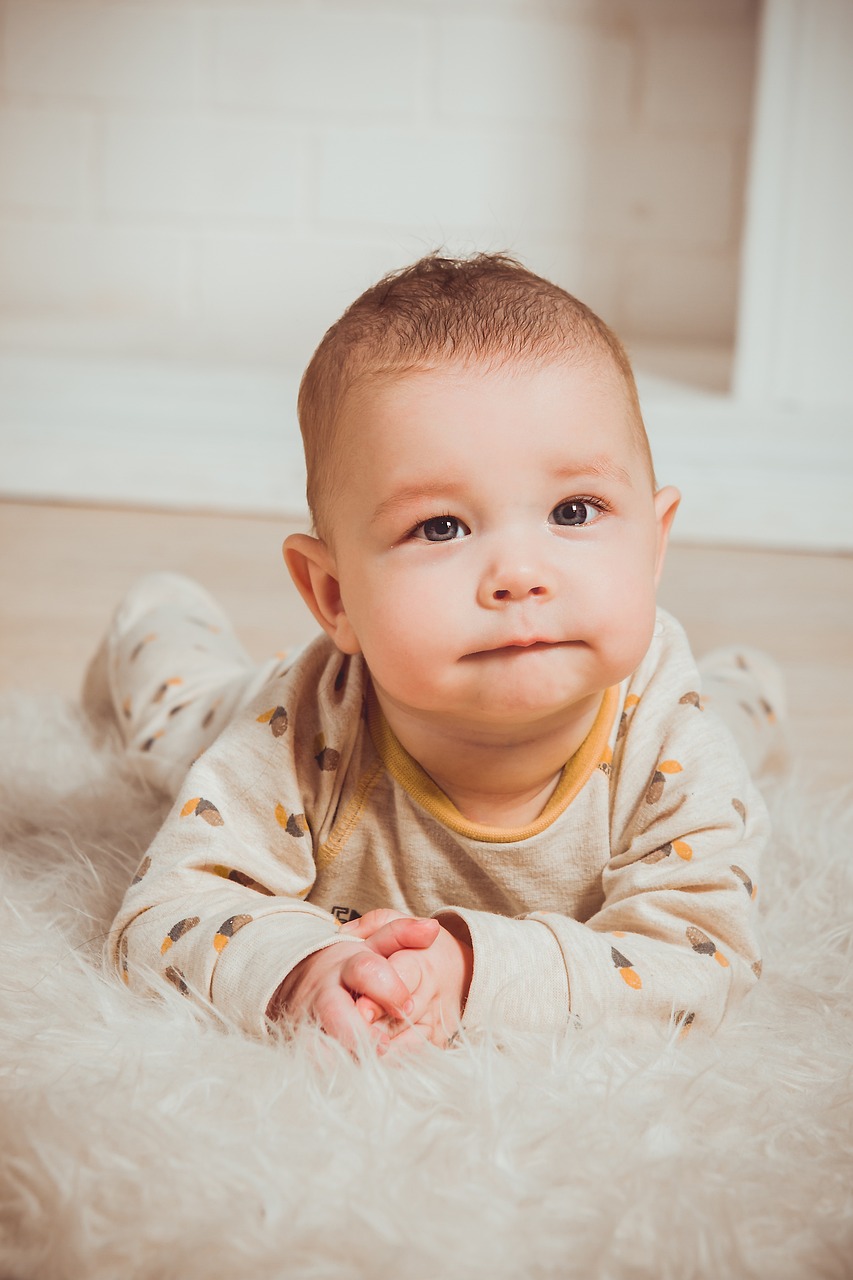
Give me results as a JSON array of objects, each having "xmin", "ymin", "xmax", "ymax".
[
  {"xmin": 363, "ymin": 1007, "xmax": 375, "ymax": 1024},
  {"xmin": 402, "ymin": 999, "xmax": 414, "ymax": 1016}
]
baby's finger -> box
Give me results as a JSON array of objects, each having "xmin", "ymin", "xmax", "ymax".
[
  {"xmin": 341, "ymin": 949, "xmax": 415, "ymax": 1020},
  {"xmin": 339, "ymin": 909, "xmax": 406, "ymax": 938},
  {"xmin": 354, "ymin": 994, "xmax": 384, "ymax": 1025},
  {"xmin": 313, "ymin": 986, "xmax": 377, "ymax": 1054},
  {"xmin": 382, "ymin": 1022, "xmax": 433, "ymax": 1054},
  {"xmin": 361, "ymin": 917, "xmax": 440, "ymax": 959}
]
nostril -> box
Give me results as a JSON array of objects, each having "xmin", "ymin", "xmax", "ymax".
[
  {"xmin": 530, "ymin": 586, "xmax": 545, "ymax": 596},
  {"xmin": 494, "ymin": 589, "xmax": 510, "ymax": 601}
]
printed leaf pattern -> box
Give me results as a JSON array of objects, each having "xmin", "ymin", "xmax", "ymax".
[
  {"xmin": 257, "ymin": 706, "xmax": 289, "ymax": 738},
  {"xmin": 313, "ymin": 733, "xmax": 340, "ymax": 772},
  {"xmin": 211, "ymin": 865, "xmax": 274, "ymax": 896},
  {"xmin": 275, "ymin": 803, "xmax": 308, "ymax": 837},
  {"xmin": 180, "ymin": 797, "xmax": 224, "ymax": 826},
  {"xmin": 214, "ymin": 914, "xmax": 253, "ymax": 952},
  {"xmin": 161, "ymin": 916, "xmax": 200, "ymax": 954},
  {"xmin": 687, "ymin": 926, "xmax": 729, "ymax": 967},
  {"xmin": 645, "ymin": 759, "xmax": 683, "ymax": 804}
]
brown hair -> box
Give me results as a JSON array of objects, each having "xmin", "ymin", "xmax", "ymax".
[{"xmin": 298, "ymin": 252, "xmax": 651, "ymax": 536}]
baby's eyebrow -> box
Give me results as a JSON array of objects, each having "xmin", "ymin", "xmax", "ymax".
[
  {"xmin": 553, "ymin": 455, "xmax": 633, "ymax": 486},
  {"xmin": 371, "ymin": 479, "xmax": 465, "ymax": 524}
]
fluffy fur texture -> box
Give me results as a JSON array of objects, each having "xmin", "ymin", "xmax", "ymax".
[{"xmin": 0, "ymin": 692, "xmax": 851, "ymax": 1279}]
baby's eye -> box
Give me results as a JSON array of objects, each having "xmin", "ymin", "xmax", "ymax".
[
  {"xmin": 549, "ymin": 499, "xmax": 604, "ymax": 528},
  {"xmin": 413, "ymin": 515, "xmax": 470, "ymax": 542}
]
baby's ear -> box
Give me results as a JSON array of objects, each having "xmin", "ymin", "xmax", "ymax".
[
  {"xmin": 283, "ymin": 533, "xmax": 361, "ymax": 655},
  {"xmin": 652, "ymin": 486, "xmax": 680, "ymax": 585}
]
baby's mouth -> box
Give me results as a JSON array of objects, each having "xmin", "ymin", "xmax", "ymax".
[{"xmin": 464, "ymin": 639, "xmax": 570, "ymax": 658}]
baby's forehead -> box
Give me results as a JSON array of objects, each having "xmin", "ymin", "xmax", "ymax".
[{"xmin": 329, "ymin": 354, "xmax": 647, "ymax": 481}]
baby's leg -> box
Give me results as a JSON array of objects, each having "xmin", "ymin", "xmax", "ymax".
[
  {"xmin": 82, "ymin": 572, "xmax": 292, "ymax": 797},
  {"xmin": 697, "ymin": 646, "xmax": 788, "ymax": 776}
]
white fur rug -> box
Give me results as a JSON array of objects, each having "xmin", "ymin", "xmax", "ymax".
[{"xmin": 1, "ymin": 692, "xmax": 851, "ymax": 1280}]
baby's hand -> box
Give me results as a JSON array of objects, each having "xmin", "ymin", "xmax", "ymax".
[
  {"xmin": 269, "ymin": 914, "xmax": 441, "ymax": 1054},
  {"xmin": 343, "ymin": 912, "xmax": 473, "ymax": 1051}
]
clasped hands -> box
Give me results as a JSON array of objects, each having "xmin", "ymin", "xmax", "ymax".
[{"xmin": 272, "ymin": 909, "xmax": 473, "ymax": 1055}]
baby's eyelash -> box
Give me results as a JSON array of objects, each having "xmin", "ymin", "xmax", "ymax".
[
  {"xmin": 406, "ymin": 511, "xmax": 454, "ymax": 536},
  {"xmin": 561, "ymin": 495, "xmax": 612, "ymax": 513}
]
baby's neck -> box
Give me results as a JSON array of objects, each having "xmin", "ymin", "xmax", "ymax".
[{"xmin": 376, "ymin": 692, "xmax": 604, "ymax": 829}]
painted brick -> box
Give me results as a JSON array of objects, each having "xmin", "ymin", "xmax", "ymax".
[
  {"xmin": 0, "ymin": 106, "xmax": 93, "ymax": 211},
  {"xmin": 437, "ymin": 13, "xmax": 634, "ymax": 129},
  {"xmin": 0, "ymin": 220, "xmax": 188, "ymax": 314},
  {"xmin": 622, "ymin": 246, "xmax": 739, "ymax": 342},
  {"xmin": 191, "ymin": 232, "xmax": 397, "ymax": 365},
  {"xmin": 640, "ymin": 23, "xmax": 758, "ymax": 132},
  {"xmin": 317, "ymin": 128, "xmax": 590, "ymax": 237},
  {"xmin": 2, "ymin": 1, "xmax": 198, "ymax": 103},
  {"xmin": 99, "ymin": 115, "xmax": 304, "ymax": 221},
  {"xmin": 209, "ymin": 6, "xmax": 425, "ymax": 116},
  {"xmin": 606, "ymin": 0, "xmax": 756, "ymax": 20},
  {"xmin": 587, "ymin": 137, "xmax": 736, "ymax": 248}
]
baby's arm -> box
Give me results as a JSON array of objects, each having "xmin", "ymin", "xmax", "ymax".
[{"xmin": 434, "ymin": 690, "xmax": 767, "ymax": 1038}]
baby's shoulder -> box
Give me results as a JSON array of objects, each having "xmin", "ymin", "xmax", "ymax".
[
  {"xmin": 625, "ymin": 607, "xmax": 700, "ymax": 706},
  {"xmin": 615, "ymin": 607, "xmax": 747, "ymax": 783}
]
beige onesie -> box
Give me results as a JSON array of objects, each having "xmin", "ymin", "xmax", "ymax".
[{"xmin": 103, "ymin": 573, "xmax": 768, "ymax": 1041}]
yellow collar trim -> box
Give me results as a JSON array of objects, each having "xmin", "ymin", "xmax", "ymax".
[{"xmin": 366, "ymin": 684, "xmax": 619, "ymax": 844}]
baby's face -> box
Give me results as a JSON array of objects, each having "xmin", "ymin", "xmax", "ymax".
[{"xmin": 324, "ymin": 358, "xmax": 678, "ymax": 738}]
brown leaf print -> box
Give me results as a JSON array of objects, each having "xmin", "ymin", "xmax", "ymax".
[
  {"xmin": 611, "ymin": 946, "xmax": 642, "ymax": 989},
  {"xmin": 731, "ymin": 864, "xmax": 756, "ymax": 898},
  {"xmin": 131, "ymin": 856, "xmax": 151, "ymax": 885},
  {"xmin": 679, "ymin": 691, "xmax": 702, "ymax": 710},
  {"xmin": 687, "ymin": 926, "xmax": 730, "ymax": 967},
  {"xmin": 642, "ymin": 845, "xmax": 671, "ymax": 864},
  {"xmin": 161, "ymin": 916, "xmax": 201, "ymax": 954},
  {"xmin": 180, "ymin": 796, "xmax": 224, "ymax": 826},
  {"xmin": 213, "ymin": 914, "xmax": 253, "ymax": 952},
  {"xmin": 152, "ymin": 677, "xmax": 183, "ymax": 705},
  {"xmin": 257, "ymin": 706, "xmax": 289, "ymax": 737},
  {"xmin": 313, "ymin": 733, "xmax": 340, "ymax": 772},
  {"xmin": 616, "ymin": 693, "xmax": 641, "ymax": 741},
  {"xmin": 129, "ymin": 632, "xmax": 157, "ymax": 662},
  {"xmin": 201, "ymin": 699, "xmax": 222, "ymax": 730},
  {"xmin": 275, "ymin": 804, "xmax": 308, "ymax": 837},
  {"xmin": 211, "ymin": 865, "xmax": 274, "ymax": 896},
  {"xmin": 752, "ymin": 959, "xmax": 763, "ymax": 979},
  {"xmin": 645, "ymin": 759, "xmax": 683, "ymax": 804},
  {"xmin": 164, "ymin": 965, "xmax": 189, "ymax": 995},
  {"xmin": 732, "ymin": 798, "xmax": 747, "ymax": 824}
]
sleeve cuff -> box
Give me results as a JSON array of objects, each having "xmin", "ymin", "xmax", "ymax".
[
  {"xmin": 210, "ymin": 912, "xmax": 364, "ymax": 1036},
  {"xmin": 436, "ymin": 907, "xmax": 571, "ymax": 1034}
]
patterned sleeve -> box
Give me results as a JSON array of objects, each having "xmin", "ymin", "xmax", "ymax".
[
  {"xmin": 106, "ymin": 641, "xmax": 366, "ymax": 1036},
  {"xmin": 445, "ymin": 617, "xmax": 768, "ymax": 1038}
]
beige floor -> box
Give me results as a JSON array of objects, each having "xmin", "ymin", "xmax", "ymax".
[{"xmin": 1, "ymin": 500, "xmax": 851, "ymax": 790}]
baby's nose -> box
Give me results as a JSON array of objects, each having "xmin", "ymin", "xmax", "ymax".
[
  {"xmin": 492, "ymin": 581, "xmax": 548, "ymax": 602},
  {"xmin": 479, "ymin": 558, "xmax": 555, "ymax": 606}
]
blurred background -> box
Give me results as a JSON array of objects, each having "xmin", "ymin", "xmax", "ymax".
[{"xmin": 0, "ymin": 0, "xmax": 851, "ymax": 548}]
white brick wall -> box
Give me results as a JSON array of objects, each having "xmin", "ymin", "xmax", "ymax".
[{"xmin": 0, "ymin": 0, "xmax": 758, "ymax": 369}]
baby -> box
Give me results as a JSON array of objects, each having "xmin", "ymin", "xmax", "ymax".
[{"xmin": 95, "ymin": 254, "xmax": 778, "ymax": 1053}]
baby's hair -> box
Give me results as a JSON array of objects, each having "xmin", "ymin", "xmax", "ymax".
[{"xmin": 298, "ymin": 252, "xmax": 652, "ymax": 536}]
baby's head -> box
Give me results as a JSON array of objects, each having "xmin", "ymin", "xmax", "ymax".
[
  {"xmin": 286, "ymin": 253, "xmax": 679, "ymax": 738},
  {"xmin": 297, "ymin": 253, "xmax": 653, "ymax": 543}
]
